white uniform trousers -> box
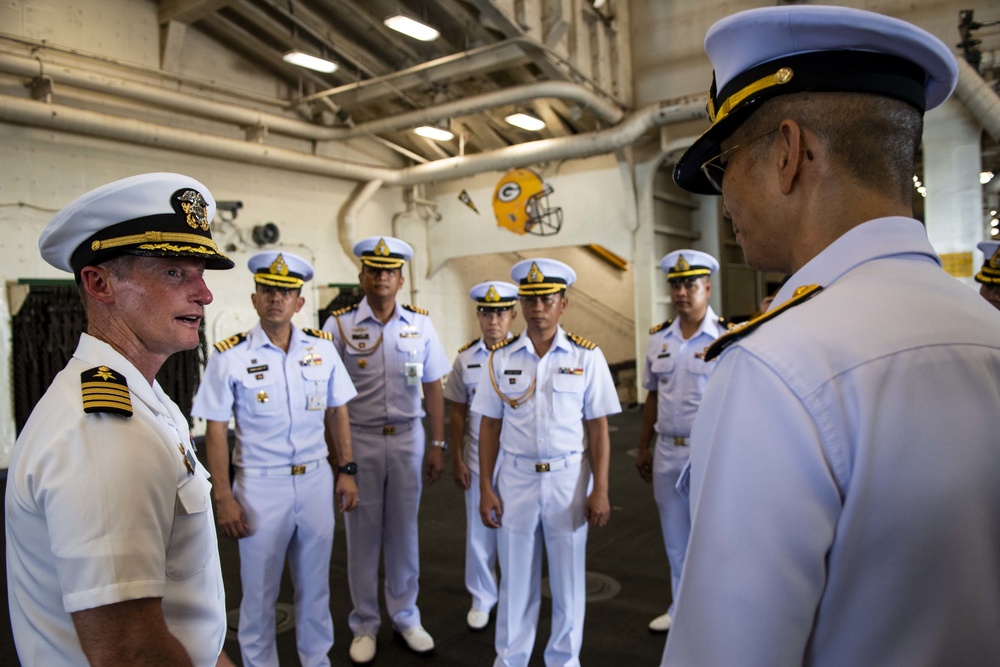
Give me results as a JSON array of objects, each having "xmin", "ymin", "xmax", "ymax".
[
  {"xmin": 233, "ymin": 462, "xmax": 335, "ymax": 667},
  {"xmin": 465, "ymin": 469, "xmax": 499, "ymax": 612},
  {"xmin": 652, "ymin": 435, "xmax": 691, "ymax": 616},
  {"xmin": 494, "ymin": 451, "xmax": 591, "ymax": 667},
  {"xmin": 345, "ymin": 420, "xmax": 425, "ymax": 635}
]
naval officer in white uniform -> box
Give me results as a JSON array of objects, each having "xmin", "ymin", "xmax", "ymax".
[
  {"xmin": 444, "ymin": 280, "xmax": 519, "ymax": 631},
  {"xmin": 635, "ymin": 249, "xmax": 727, "ymax": 634},
  {"xmin": 321, "ymin": 236, "xmax": 450, "ymax": 664},
  {"xmin": 473, "ymin": 258, "xmax": 621, "ymax": 667},
  {"xmin": 664, "ymin": 6, "xmax": 1000, "ymax": 666},
  {"xmin": 192, "ymin": 251, "xmax": 358, "ymax": 667},
  {"xmin": 6, "ymin": 172, "xmax": 232, "ymax": 666}
]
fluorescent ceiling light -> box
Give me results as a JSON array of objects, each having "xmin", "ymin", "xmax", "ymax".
[
  {"xmin": 414, "ymin": 125, "xmax": 454, "ymax": 141},
  {"xmin": 282, "ymin": 50, "xmax": 339, "ymax": 73},
  {"xmin": 505, "ymin": 112, "xmax": 546, "ymax": 131},
  {"xmin": 384, "ymin": 14, "xmax": 440, "ymax": 41}
]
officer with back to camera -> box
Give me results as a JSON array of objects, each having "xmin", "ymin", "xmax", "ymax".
[
  {"xmin": 6, "ymin": 172, "xmax": 232, "ymax": 666},
  {"xmin": 192, "ymin": 250, "xmax": 358, "ymax": 667},
  {"xmin": 473, "ymin": 258, "xmax": 621, "ymax": 667},
  {"xmin": 635, "ymin": 249, "xmax": 727, "ymax": 634},
  {"xmin": 663, "ymin": 6, "xmax": 1000, "ymax": 665},
  {"xmin": 444, "ymin": 280, "xmax": 519, "ymax": 632},
  {"xmin": 321, "ymin": 235, "xmax": 450, "ymax": 664}
]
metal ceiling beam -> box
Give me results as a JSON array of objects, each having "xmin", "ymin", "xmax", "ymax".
[
  {"xmin": 159, "ymin": 0, "xmax": 234, "ymax": 24},
  {"xmin": 311, "ymin": 0, "xmax": 424, "ymax": 67}
]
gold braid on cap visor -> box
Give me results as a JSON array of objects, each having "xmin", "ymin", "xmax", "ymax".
[
  {"xmin": 707, "ymin": 67, "xmax": 794, "ymax": 124},
  {"xmin": 668, "ymin": 268, "xmax": 712, "ymax": 279},
  {"xmin": 517, "ymin": 283, "xmax": 566, "ymax": 296},
  {"xmin": 360, "ymin": 255, "xmax": 405, "ymax": 269},
  {"xmin": 91, "ymin": 231, "xmax": 221, "ymax": 252},
  {"xmin": 254, "ymin": 273, "xmax": 305, "ymax": 288}
]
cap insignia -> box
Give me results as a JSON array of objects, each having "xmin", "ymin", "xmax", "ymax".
[
  {"xmin": 527, "ymin": 262, "xmax": 544, "ymax": 283},
  {"xmin": 374, "ymin": 238, "xmax": 390, "ymax": 256},
  {"xmin": 176, "ymin": 189, "xmax": 210, "ymax": 231},
  {"xmin": 991, "ymin": 247, "xmax": 1000, "ymax": 269},
  {"xmin": 674, "ymin": 255, "xmax": 691, "ymax": 272},
  {"xmin": 485, "ymin": 285, "xmax": 501, "ymax": 302},
  {"xmin": 269, "ymin": 253, "xmax": 289, "ymax": 276}
]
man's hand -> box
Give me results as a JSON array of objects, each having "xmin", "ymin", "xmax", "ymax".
[
  {"xmin": 585, "ymin": 490, "xmax": 611, "ymax": 528},
  {"xmin": 635, "ymin": 447, "xmax": 653, "ymax": 484},
  {"xmin": 480, "ymin": 488, "xmax": 503, "ymax": 528},
  {"xmin": 424, "ymin": 445, "xmax": 445, "ymax": 484},
  {"xmin": 335, "ymin": 474, "xmax": 359, "ymax": 513},
  {"xmin": 453, "ymin": 459, "xmax": 471, "ymax": 489},
  {"xmin": 215, "ymin": 495, "xmax": 250, "ymax": 538}
]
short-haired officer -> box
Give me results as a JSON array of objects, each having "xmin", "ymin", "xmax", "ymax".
[
  {"xmin": 7, "ymin": 173, "xmax": 232, "ymax": 665},
  {"xmin": 975, "ymin": 240, "xmax": 1000, "ymax": 311},
  {"xmin": 321, "ymin": 236, "xmax": 450, "ymax": 664},
  {"xmin": 444, "ymin": 281, "xmax": 519, "ymax": 631},
  {"xmin": 473, "ymin": 259, "xmax": 622, "ymax": 667},
  {"xmin": 635, "ymin": 250, "xmax": 727, "ymax": 634},
  {"xmin": 192, "ymin": 251, "xmax": 358, "ymax": 667},
  {"xmin": 664, "ymin": 6, "xmax": 1000, "ymax": 665}
]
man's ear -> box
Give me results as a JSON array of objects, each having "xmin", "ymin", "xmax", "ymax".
[
  {"xmin": 777, "ymin": 119, "xmax": 809, "ymax": 195},
  {"xmin": 79, "ymin": 266, "xmax": 115, "ymax": 304}
]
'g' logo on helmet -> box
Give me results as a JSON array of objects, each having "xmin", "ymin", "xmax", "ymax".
[{"xmin": 492, "ymin": 168, "xmax": 563, "ymax": 237}]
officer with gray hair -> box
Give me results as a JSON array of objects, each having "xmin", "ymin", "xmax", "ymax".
[
  {"xmin": 664, "ymin": 6, "xmax": 1000, "ymax": 666},
  {"xmin": 6, "ymin": 173, "xmax": 233, "ymax": 666}
]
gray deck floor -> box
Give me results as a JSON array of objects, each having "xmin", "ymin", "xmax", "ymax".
[{"xmin": 2, "ymin": 405, "xmax": 674, "ymax": 665}]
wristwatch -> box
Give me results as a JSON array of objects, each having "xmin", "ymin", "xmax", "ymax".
[
  {"xmin": 431, "ymin": 440, "xmax": 449, "ymax": 451},
  {"xmin": 338, "ymin": 462, "xmax": 358, "ymax": 475}
]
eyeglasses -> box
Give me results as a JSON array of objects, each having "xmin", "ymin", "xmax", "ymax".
[{"xmin": 700, "ymin": 128, "xmax": 779, "ymax": 193}]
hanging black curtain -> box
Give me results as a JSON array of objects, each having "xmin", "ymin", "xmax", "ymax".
[{"xmin": 12, "ymin": 283, "xmax": 205, "ymax": 433}]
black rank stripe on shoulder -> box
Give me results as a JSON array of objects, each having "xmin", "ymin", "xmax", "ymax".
[
  {"xmin": 402, "ymin": 303, "xmax": 429, "ymax": 316},
  {"xmin": 649, "ymin": 319, "xmax": 672, "ymax": 335},
  {"xmin": 214, "ymin": 332, "xmax": 247, "ymax": 353},
  {"xmin": 303, "ymin": 327, "xmax": 333, "ymax": 341},
  {"xmin": 330, "ymin": 303, "xmax": 359, "ymax": 317},
  {"xmin": 489, "ymin": 334, "xmax": 519, "ymax": 351},
  {"xmin": 458, "ymin": 337, "xmax": 480, "ymax": 353},
  {"xmin": 566, "ymin": 331, "xmax": 597, "ymax": 350},
  {"xmin": 81, "ymin": 366, "xmax": 132, "ymax": 417},
  {"xmin": 703, "ymin": 284, "xmax": 823, "ymax": 362}
]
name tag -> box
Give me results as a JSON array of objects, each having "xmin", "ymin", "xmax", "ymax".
[
  {"xmin": 504, "ymin": 369, "xmax": 522, "ymax": 376},
  {"xmin": 405, "ymin": 361, "xmax": 423, "ymax": 386},
  {"xmin": 307, "ymin": 395, "xmax": 325, "ymax": 410},
  {"xmin": 247, "ymin": 364, "xmax": 268, "ymax": 374}
]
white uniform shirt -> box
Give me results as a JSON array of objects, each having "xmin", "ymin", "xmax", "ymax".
[
  {"xmin": 642, "ymin": 305, "xmax": 726, "ymax": 437},
  {"xmin": 444, "ymin": 336, "xmax": 507, "ymax": 470},
  {"xmin": 6, "ymin": 333, "xmax": 226, "ymax": 667},
  {"xmin": 191, "ymin": 323, "xmax": 357, "ymax": 468},
  {"xmin": 470, "ymin": 327, "xmax": 621, "ymax": 458},
  {"xmin": 322, "ymin": 298, "xmax": 450, "ymax": 426},
  {"xmin": 665, "ymin": 217, "xmax": 1000, "ymax": 666}
]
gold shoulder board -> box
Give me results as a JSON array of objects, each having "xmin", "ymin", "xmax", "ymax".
[
  {"xmin": 81, "ymin": 366, "xmax": 132, "ymax": 417},
  {"xmin": 331, "ymin": 303, "xmax": 360, "ymax": 317},
  {"xmin": 566, "ymin": 331, "xmax": 597, "ymax": 350},
  {"xmin": 403, "ymin": 303, "xmax": 430, "ymax": 316},
  {"xmin": 303, "ymin": 327, "xmax": 333, "ymax": 341},
  {"xmin": 649, "ymin": 319, "xmax": 672, "ymax": 335},
  {"xmin": 214, "ymin": 332, "xmax": 248, "ymax": 353},
  {"xmin": 458, "ymin": 337, "xmax": 480, "ymax": 353},
  {"xmin": 489, "ymin": 334, "xmax": 519, "ymax": 351},
  {"xmin": 704, "ymin": 285, "xmax": 823, "ymax": 362}
]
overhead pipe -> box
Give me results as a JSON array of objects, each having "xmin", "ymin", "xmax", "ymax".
[
  {"xmin": 0, "ymin": 51, "xmax": 622, "ymax": 142},
  {"xmin": 0, "ymin": 93, "xmax": 705, "ymax": 187},
  {"xmin": 953, "ymin": 55, "xmax": 1000, "ymax": 144}
]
